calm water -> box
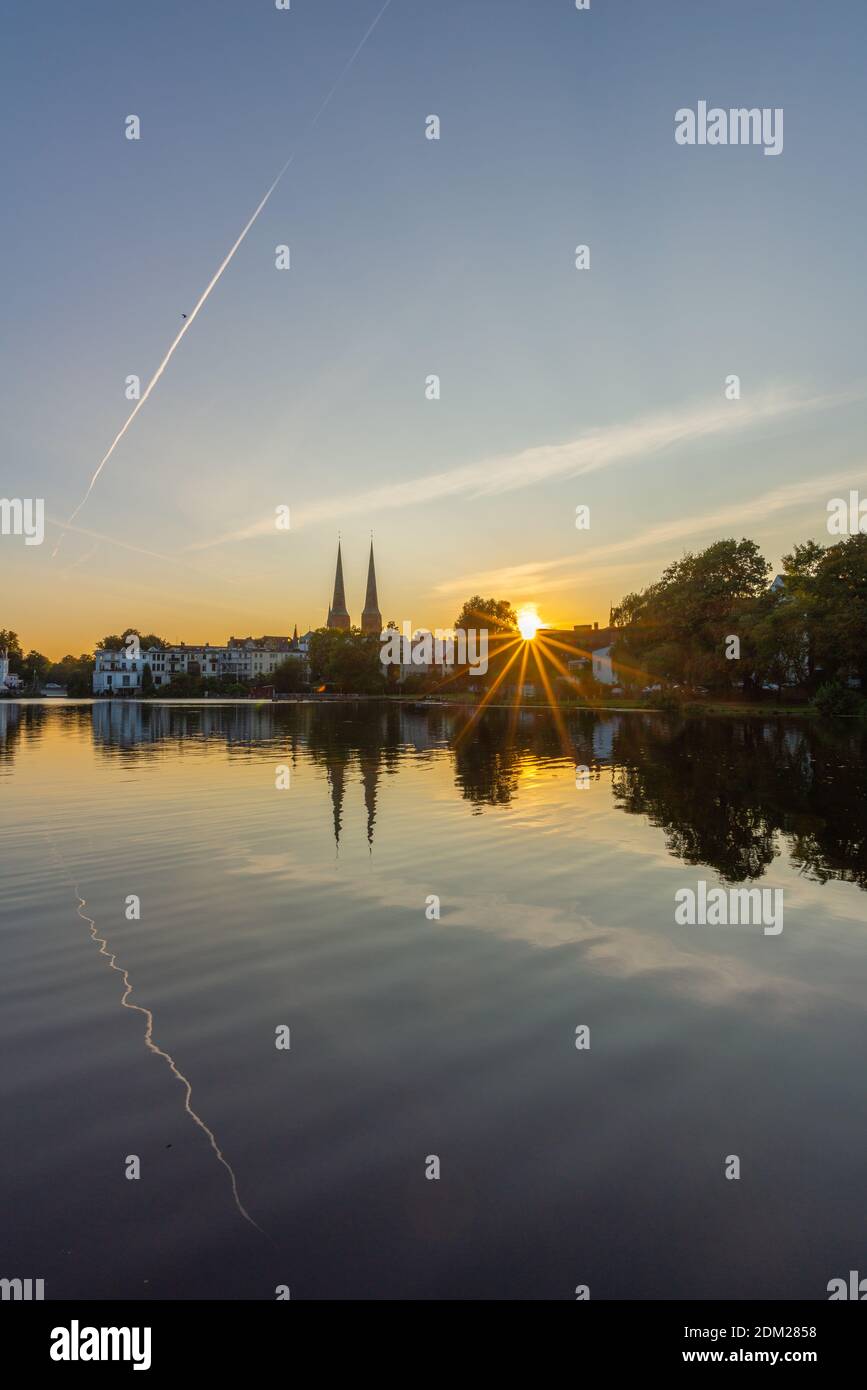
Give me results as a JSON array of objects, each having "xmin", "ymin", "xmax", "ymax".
[{"xmin": 1, "ymin": 700, "xmax": 865, "ymax": 1301}]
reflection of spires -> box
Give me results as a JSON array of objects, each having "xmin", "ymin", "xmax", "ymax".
[
  {"xmin": 327, "ymin": 540, "xmax": 350, "ymax": 630},
  {"xmin": 361, "ymin": 538, "xmax": 382, "ymax": 635},
  {"xmin": 358, "ymin": 747, "xmax": 382, "ymax": 850},
  {"xmin": 327, "ymin": 756, "xmax": 347, "ymax": 851}
]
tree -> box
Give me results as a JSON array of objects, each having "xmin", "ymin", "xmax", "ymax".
[
  {"xmin": 746, "ymin": 600, "xmax": 807, "ymax": 694},
  {"xmin": 612, "ymin": 539, "xmax": 771, "ymax": 693},
  {"xmin": 45, "ymin": 653, "xmax": 94, "ymax": 696},
  {"xmin": 272, "ymin": 656, "xmax": 307, "ymax": 693},
  {"xmin": 141, "ymin": 662, "xmax": 154, "ymax": 694},
  {"xmin": 97, "ymin": 629, "xmax": 167, "ymax": 652},
  {"xmin": 453, "ymin": 596, "xmax": 518, "ymax": 635},
  {"xmin": 307, "ymin": 628, "xmax": 385, "ymax": 694},
  {"xmin": 813, "ymin": 534, "xmax": 867, "ymax": 689},
  {"xmin": 779, "ymin": 539, "xmax": 826, "ymax": 685},
  {"xmin": 452, "ymin": 596, "xmax": 519, "ymax": 689},
  {"xmin": 22, "ymin": 650, "xmax": 50, "ymax": 689},
  {"xmin": 0, "ymin": 629, "xmax": 24, "ymax": 671}
]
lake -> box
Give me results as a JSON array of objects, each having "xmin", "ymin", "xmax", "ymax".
[{"xmin": 1, "ymin": 699, "xmax": 865, "ymax": 1300}]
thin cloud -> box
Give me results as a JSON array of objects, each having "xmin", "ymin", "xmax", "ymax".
[
  {"xmin": 435, "ymin": 465, "xmax": 866, "ymax": 599},
  {"xmin": 434, "ymin": 557, "xmax": 647, "ymax": 599},
  {"xmin": 188, "ymin": 386, "xmax": 850, "ymax": 551},
  {"xmin": 46, "ymin": 516, "xmax": 262, "ymax": 591}
]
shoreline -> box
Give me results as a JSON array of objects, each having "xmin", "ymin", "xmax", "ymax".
[{"xmin": 0, "ymin": 694, "xmax": 833, "ymax": 718}]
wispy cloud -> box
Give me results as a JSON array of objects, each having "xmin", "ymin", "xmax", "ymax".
[
  {"xmin": 47, "ymin": 517, "xmax": 183, "ymax": 566},
  {"xmin": 46, "ymin": 516, "xmax": 264, "ymax": 590},
  {"xmin": 435, "ymin": 465, "xmax": 866, "ymax": 600},
  {"xmin": 433, "ymin": 557, "xmax": 647, "ymax": 599},
  {"xmin": 188, "ymin": 386, "xmax": 851, "ymax": 551}
]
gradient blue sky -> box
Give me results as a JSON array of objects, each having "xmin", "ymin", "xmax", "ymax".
[{"xmin": 2, "ymin": 0, "xmax": 866, "ymax": 655}]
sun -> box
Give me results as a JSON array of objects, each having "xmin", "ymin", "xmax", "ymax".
[{"xmin": 517, "ymin": 605, "xmax": 542, "ymax": 641}]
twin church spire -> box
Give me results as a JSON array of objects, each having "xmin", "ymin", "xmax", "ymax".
[{"xmin": 327, "ymin": 539, "xmax": 382, "ymax": 635}]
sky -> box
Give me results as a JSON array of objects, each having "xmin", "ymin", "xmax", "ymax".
[{"xmin": 2, "ymin": 0, "xmax": 867, "ymax": 659}]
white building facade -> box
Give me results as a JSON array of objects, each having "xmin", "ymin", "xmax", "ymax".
[
  {"xmin": 92, "ymin": 650, "xmax": 148, "ymax": 694},
  {"xmin": 0, "ymin": 650, "xmax": 22, "ymax": 690},
  {"xmin": 93, "ymin": 637, "xmax": 306, "ymax": 694},
  {"xmin": 592, "ymin": 645, "xmax": 616, "ymax": 685}
]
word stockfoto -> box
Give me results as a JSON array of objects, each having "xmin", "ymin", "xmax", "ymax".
[
  {"xmin": 675, "ymin": 881, "xmax": 784, "ymax": 936},
  {"xmin": 675, "ymin": 102, "xmax": 783, "ymax": 156}
]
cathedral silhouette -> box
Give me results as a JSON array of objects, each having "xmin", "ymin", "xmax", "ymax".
[{"xmin": 326, "ymin": 539, "xmax": 382, "ymax": 634}]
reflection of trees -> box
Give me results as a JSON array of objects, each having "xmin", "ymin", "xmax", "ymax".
[
  {"xmin": 611, "ymin": 720, "xmax": 780, "ymax": 881},
  {"xmin": 0, "ymin": 702, "xmax": 93, "ymax": 764},
  {"xmin": 452, "ymin": 710, "xmax": 522, "ymax": 809},
  {"xmin": 610, "ymin": 717, "xmax": 867, "ymax": 890},
  {"xmin": 450, "ymin": 707, "xmax": 618, "ymax": 809},
  {"xmin": 9, "ymin": 699, "xmax": 864, "ymax": 890},
  {"xmin": 784, "ymin": 725, "xmax": 867, "ymax": 888}
]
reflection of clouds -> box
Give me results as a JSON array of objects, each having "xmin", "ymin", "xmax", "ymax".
[
  {"xmin": 228, "ymin": 851, "xmax": 839, "ymax": 1017},
  {"xmin": 770, "ymin": 875, "xmax": 867, "ymax": 945}
]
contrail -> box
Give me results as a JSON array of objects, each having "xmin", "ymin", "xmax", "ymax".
[{"xmin": 53, "ymin": 0, "xmax": 394, "ymax": 557}]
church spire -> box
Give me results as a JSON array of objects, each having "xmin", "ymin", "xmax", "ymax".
[
  {"xmin": 327, "ymin": 539, "xmax": 351, "ymax": 630},
  {"xmin": 361, "ymin": 537, "xmax": 382, "ymax": 635}
]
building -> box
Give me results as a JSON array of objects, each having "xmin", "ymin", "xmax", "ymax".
[
  {"xmin": 326, "ymin": 537, "xmax": 383, "ymax": 633},
  {"xmin": 361, "ymin": 541, "xmax": 382, "ymax": 634},
  {"xmin": 93, "ymin": 636, "xmax": 307, "ymax": 694},
  {"xmin": 540, "ymin": 624, "xmax": 618, "ymax": 683},
  {"xmin": 542, "ymin": 622, "xmax": 609, "ymax": 652},
  {"xmin": 326, "ymin": 541, "xmax": 351, "ymax": 630},
  {"xmin": 93, "ymin": 649, "xmax": 147, "ymax": 694},
  {"xmin": 395, "ymin": 632, "xmax": 451, "ymax": 683},
  {"xmin": 225, "ymin": 636, "xmax": 304, "ymax": 683},
  {"xmin": 0, "ymin": 649, "xmax": 22, "ymax": 690},
  {"xmin": 591, "ymin": 646, "xmax": 616, "ymax": 685}
]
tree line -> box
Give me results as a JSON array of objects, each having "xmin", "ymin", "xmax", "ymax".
[{"xmin": 610, "ymin": 533, "xmax": 867, "ymax": 708}]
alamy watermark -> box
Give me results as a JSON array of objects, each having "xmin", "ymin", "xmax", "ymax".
[
  {"xmin": 380, "ymin": 622, "xmax": 489, "ymax": 676},
  {"xmin": 828, "ymin": 1270, "xmax": 867, "ymax": 1300},
  {"xmin": 675, "ymin": 102, "xmax": 783, "ymax": 156},
  {"xmin": 1, "ymin": 1276, "xmax": 44, "ymax": 1300},
  {"xmin": 675, "ymin": 880, "xmax": 783, "ymax": 936},
  {"xmin": 50, "ymin": 1321, "xmax": 151, "ymax": 1371},
  {"xmin": 827, "ymin": 490, "xmax": 867, "ymax": 535},
  {"xmin": 0, "ymin": 498, "xmax": 44, "ymax": 545}
]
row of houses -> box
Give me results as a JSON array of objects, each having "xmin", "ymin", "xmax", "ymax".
[
  {"xmin": 10, "ymin": 622, "xmax": 620, "ymax": 699},
  {"xmin": 92, "ymin": 634, "xmax": 311, "ymax": 694}
]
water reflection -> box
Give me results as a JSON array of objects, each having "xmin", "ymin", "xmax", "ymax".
[
  {"xmin": 2, "ymin": 700, "xmax": 864, "ymax": 892},
  {"xmin": 3, "ymin": 698, "xmax": 867, "ymax": 1300},
  {"xmin": 609, "ymin": 716, "xmax": 867, "ymax": 890}
]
